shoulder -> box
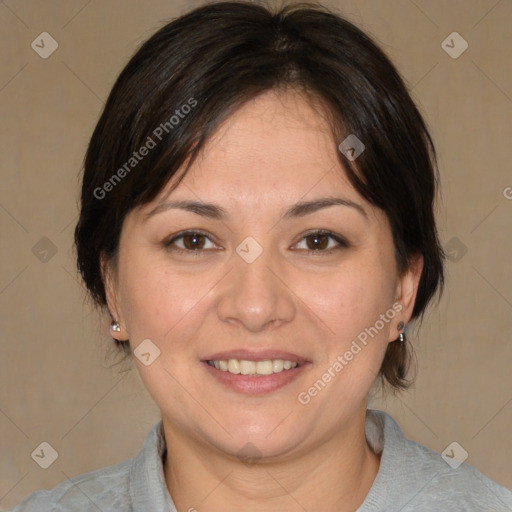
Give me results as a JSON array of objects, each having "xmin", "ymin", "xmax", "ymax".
[
  {"xmin": 8, "ymin": 459, "xmax": 132, "ymax": 511},
  {"xmin": 363, "ymin": 410, "xmax": 512, "ymax": 511},
  {"xmin": 8, "ymin": 420, "xmax": 170, "ymax": 512},
  {"xmin": 404, "ymin": 436, "xmax": 512, "ymax": 510}
]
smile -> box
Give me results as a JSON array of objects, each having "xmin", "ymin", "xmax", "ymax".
[{"xmin": 202, "ymin": 358, "xmax": 310, "ymax": 395}]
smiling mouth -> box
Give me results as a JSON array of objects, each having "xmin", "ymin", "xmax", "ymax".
[{"xmin": 206, "ymin": 358, "xmax": 300, "ymax": 376}]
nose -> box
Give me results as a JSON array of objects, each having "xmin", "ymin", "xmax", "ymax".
[{"xmin": 216, "ymin": 245, "xmax": 296, "ymax": 333}]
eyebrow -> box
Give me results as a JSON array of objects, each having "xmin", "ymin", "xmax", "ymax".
[{"xmin": 143, "ymin": 196, "xmax": 368, "ymax": 222}]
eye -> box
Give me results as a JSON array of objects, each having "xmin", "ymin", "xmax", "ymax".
[
  {"xmin": 164, "ymin": 230, "xmax": 218, "ymax": 252},
  {"xmin": 293, "ymin": 230, "xmax": 349, "ymax": 253},
  {"xmin": 163, "ymin": 229, "xmax": 348, "ymax": 255}
]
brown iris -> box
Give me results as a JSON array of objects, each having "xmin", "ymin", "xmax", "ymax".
[
  {"xmin": 182, "ymin": 233, "xmax": 206, "ymax": 250},
  {"xmin": 305, "ymin": 233, "xmax": 329, "ymax": 251}
]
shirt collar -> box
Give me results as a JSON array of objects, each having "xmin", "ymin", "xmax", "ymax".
[
  {"xmin": 129, "ymin": 420, "xmax": 177, "ymax": 512},
  {"xmin": 359, "ymin": 409, "xmax": 415, "ymax": 510}
]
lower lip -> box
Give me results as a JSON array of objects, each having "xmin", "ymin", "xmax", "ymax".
[{"xmin": 201, "ymin": 361, "xmax": 310, "ymax": 395}]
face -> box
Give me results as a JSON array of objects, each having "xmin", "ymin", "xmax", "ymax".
[{"xmin": 103, "ymin": 89, "xmax": 421, "ymax": 460}]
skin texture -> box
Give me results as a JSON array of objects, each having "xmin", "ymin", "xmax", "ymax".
[{"xmin": 102, "ymin": 89, "xmax": 423, "ymax": 511}]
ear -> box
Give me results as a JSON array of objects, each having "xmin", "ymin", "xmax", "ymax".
[
  {"xmin": 100, "ymin": 252, "xmax": 128, "ymax": 341},
  {"xmin": 388, "ymin": 254, "xmax": 423, "ymax": 342}
]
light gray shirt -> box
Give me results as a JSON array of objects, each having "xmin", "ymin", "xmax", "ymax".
[{"xmin": 8, "ymin": 409, "xmax": 512, "ymax": 511}]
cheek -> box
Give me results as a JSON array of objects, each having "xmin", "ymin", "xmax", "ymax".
[
  {"xmin": 118, "ymin": 252, "xmax": 217, "ymax": 346},
  {"xmin": 295, "ymin": 258, "xmax": 395, "ymax": 401},
  {"xmin": 116, "ymin": 257, "xmax": 205, "ymax": 408},
  {"xmin": 116, "ymin": 246, "xmax": 174, "ymax": 338},
  {"xmin": 295, "ymin": 261, "xmax": 394, "ymax": 343}
]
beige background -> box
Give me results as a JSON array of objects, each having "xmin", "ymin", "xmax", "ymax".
[{"xmin": 1, "ymin": 0, "xmax": 511, "ymax": 508}]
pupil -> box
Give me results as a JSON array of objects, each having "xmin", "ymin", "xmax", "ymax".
[
  {"xmin": 308, "ymin": 233, "xmax": 327, "ymax": 250},
  {"xmin": 185, "ymin": 233, "xmax": 204, "ymax": 250}
]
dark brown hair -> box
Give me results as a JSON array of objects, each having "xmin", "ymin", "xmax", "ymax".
[{"xmin": 74, "ymin": 0, "xmax": 445, "ymax": 390}]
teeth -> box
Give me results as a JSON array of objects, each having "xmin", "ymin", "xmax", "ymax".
[
  {"xmin": 256, "ymin": 360, "xmax": 274, "ymax": 375},
  {"xmin": 240, "ymin": 360, "xmax": 255, "ymax": 375},
  {"xmin": 273, "ymin": 360, "xmax": 284, "ymax": 372},
  {"xmin": 228, "ymin": 359, "xmax": 240, "ymax": 374},
  {"xmin": 208, "ymin": 358, "xmax": 299, "ymax": 376}
]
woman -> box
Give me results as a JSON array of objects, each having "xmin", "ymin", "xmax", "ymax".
[{"xmin": 10, "ymin": 1, "xmax": 511, "ymax": 510}]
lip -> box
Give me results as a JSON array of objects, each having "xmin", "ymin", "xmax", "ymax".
[
  {"xmin": 201, "ymin": 360, "xmax": 311, "ymax": 395},
  {"xmin": 200, "ymin": 349, "xmax": 312, "ymax": 395},
  {"xmin": 201, "ymin": 349, "xmax": 312, "ymax": 395},
  {"xmin": 202, "ymin": 349, "xmax": 309, "ymax": 364}
]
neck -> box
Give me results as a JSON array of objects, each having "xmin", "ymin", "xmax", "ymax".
[{"xmin": 163, "ymin": 409, "xmax": 380, "ymax": 512}]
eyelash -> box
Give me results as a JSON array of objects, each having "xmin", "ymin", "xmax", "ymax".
[{"xmin": 163, "ymin": 229, "xmax": 349, "ymax": 255}]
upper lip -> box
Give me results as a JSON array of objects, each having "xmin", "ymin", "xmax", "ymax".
[{"xmin": 203, "ymin": 349, "xmax": 309, "ymax": 364}]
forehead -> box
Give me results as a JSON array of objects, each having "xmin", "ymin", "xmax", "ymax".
[
  {"xmin": 124, "ymin": 89, "xmax": 391, "ymax": 242},
  {"xmin": 165, "ymin": 91, "xmax": 358, "ymax": 198},
  {"xmin": 190, "ymin": 91, "xmax": 342, "ymax": 189},
  {"xmin": 153, "ymin": 89, "xmax": 363, "ymax": 209}
]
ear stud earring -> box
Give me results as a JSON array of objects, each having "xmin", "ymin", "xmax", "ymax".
[
  {"xmin": 397, "ymin": 321, "xmax": 405, "ymax": 343},
  {"xmin": 110, "ymin": 320, "xmax": 121, "ymax": 332}
]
